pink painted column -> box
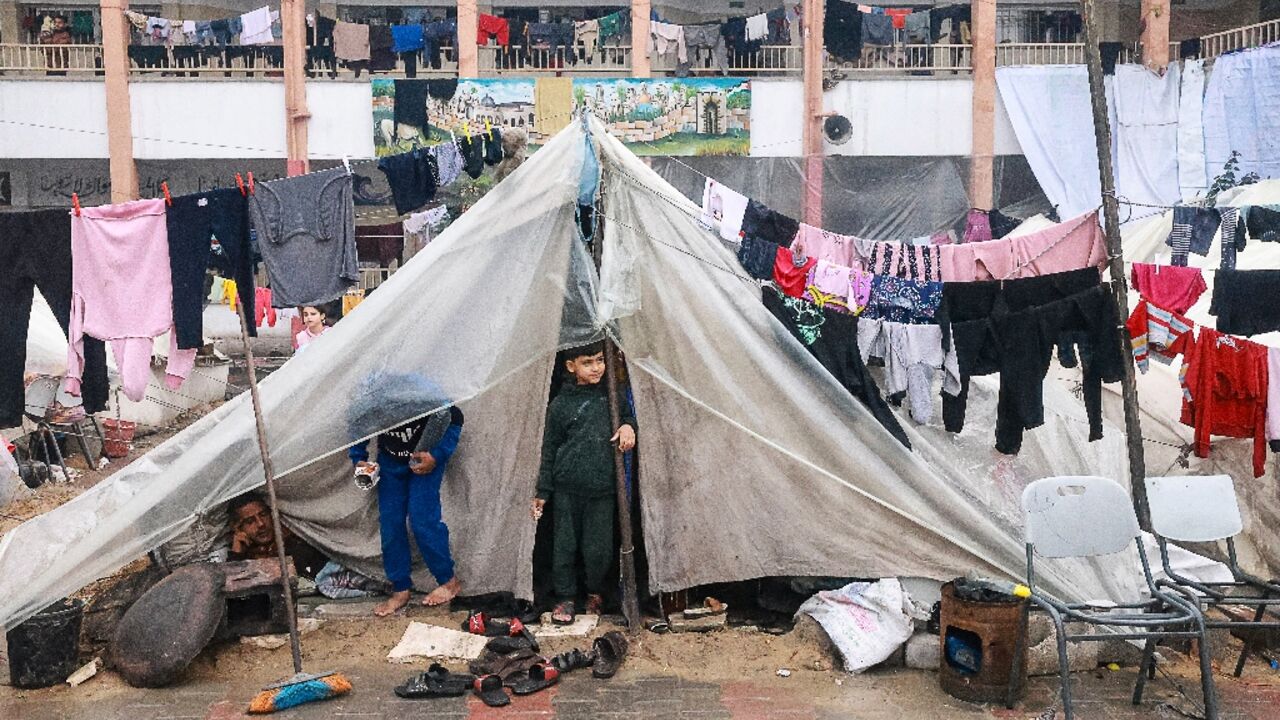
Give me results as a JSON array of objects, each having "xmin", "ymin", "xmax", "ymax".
[
  {"xmin": 100, "ymin": 0, "xmax": 138, "ymax": 201},
  {"xmin": 631, "ymin": 0, "xmax": 650, "ymax": 77},
  {"xmin": 969, "ymin": 0, "xmax": 996, "ymax": 210},
  {"xmin": 801, "ymin": 0, "xmax": 825, "ymax": 225},
  {"xmin": 457, "ymin": 0, "xmax": 478, "ymax": 76},
  {"xmin": 1139, "ymin": 0, "xmax": 1170, "ymax": 71},
  {"xmin": 282, "ymin": 0, "xmax": 310, "ymax": 176}
]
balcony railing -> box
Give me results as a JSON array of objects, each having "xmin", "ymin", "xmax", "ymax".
[
  {"xmin": 1201, "ymin": 18, "xmax": 1280, "ymax": 60},
  {"xmin": 0, "ymin": 43, "xmax": 102, "ymax": 74},
  {"xmin": 829, "ymin": 44, "xmax": 972, "ymax": 73},
  {"xmin": 479, "ymin": 44, "xmax": 630, "ymax": 75},
  {"xmin": 1, "ymin": 18, "xmax": 1276, "ymax": 80}
]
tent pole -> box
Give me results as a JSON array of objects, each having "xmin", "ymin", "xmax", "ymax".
[
  {"xmin": 236, "ymin": 307, "xmax": 305, "ymax": 674},
  {"xmin": 589, "ymin": 205, "xmax": 644, "ymax": 634},
  {"xmin": 1080, "ymin": 0, "xmax": 1150, "ymax": 529}
]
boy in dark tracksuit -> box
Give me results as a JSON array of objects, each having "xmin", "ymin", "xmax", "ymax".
[
  {"xmin": 531, "ymin": 343, "xmax": 636, "ymax": 624},
  {"xmin": 351, "ymin": 406, "xmax": 464, "ymax": 616}
]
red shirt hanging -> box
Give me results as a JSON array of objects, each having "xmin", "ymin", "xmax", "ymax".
[
  {"xmin": 1131, "ymin": 263, "xmax": 1207, "ymax": 315},
  {"xmin": 1180, "ymin": 327, "xmax": 1269, "ymax": 477},
  {"xmin": 774, "ymin": 245, "xmax": 816, "ymax": 299}
]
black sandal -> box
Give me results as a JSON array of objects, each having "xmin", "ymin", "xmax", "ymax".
[
  {"xmin": 592, "ymin": 631, "xmax": 629, "ymax": 679},
  {"xmin": 393, "ymin": 663, "xmax": 474, "ymax": 698},
  {"xmin": 510, "ymin": 663, "xmax": 560, "ymax": 695},
  {"xmin": 473, "ymin": 674, "xmax": 510, "ymax": 707},
  {"xmin": 550, "ymin": 648, "xmax": 596, "ymax": 674}
]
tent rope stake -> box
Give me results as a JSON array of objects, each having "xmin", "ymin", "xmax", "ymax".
[{"xmin": 1081, "ymin": 0, "xmax": 1150, "ymax": 529}]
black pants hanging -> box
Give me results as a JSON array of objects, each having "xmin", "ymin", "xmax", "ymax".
[
  {"xmin": 166, "ymin": 188, "xmax": 254, "ymax": 350},
  {"xmin": 0, "ymin": 210, "xmax": 109, "ymax": 426}
]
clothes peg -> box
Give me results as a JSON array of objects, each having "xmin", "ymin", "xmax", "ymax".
[
  {"xmin": 342, "ymin": 155, "xmax": 351, "ymax": 173},
  {"xmin": 71, "ymin": 193, "xmax": 81, "ymax": 217},
  {"xmin": 247, "ymin": 172, "xmax": 256, "ymax": 194},
  {"xmin": 463, "ymin": 123, "xmax": 471, "ymax": 142},
  {"xmin": 235, "ymin": 173, "xmax": 246, "ymax": 196},
  {"xmin": 485, "ymin": 119, "xmax": 492, "ymax": 134},
  {"xmin": 161, "ymin": 181, "xmax": 172, "ymax": 206}
]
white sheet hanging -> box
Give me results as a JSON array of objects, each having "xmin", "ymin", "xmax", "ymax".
[
  {"xmin": 239, "ymin": 6, "xmax": 274, "ymax": 45},
  {"xmin": 1202, "ymin": 44, "xmax": 1280, "ymax": 182},
  {"xmin": 995, "ymin": 66, "xmax": 1101, "ymax": 221},
  {"xmin": 1112, "ymin": 64, "xmax": 1181, "ymax": 221},
  {"xmin": 1177, "ymin": 59, "xmax": 1208, "ymax": 199}
]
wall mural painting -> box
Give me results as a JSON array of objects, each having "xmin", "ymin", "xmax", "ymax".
[{"xmin": 372, "ymin": 77, "xmax": 750, "ymax": 157}]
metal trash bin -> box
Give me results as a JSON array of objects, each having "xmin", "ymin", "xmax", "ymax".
[{"xmin": 939, "ymin": 580, "xmax": 1028, "ymax": 704}]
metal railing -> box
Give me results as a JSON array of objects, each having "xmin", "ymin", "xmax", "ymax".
[
  {"xmin": 649, "ymin": 44, "xmax": 803, "ymax": 75},
  {"xmin": 829, "ymin": 44, "xmax": 972, "ymax": 73},
  {"xmin": 995, "ymin": 42, "xmax": 1145, "ymax": 66},
  {"xmin": 479, "ymin": 44, "xmax": 630, "ymax": 75},
  {"xmin": 2, "ymin": 18, "xmax": 1277, "ymax": 80},
  {"xmin": 0, "ymin": 44, "xmax": 102, "ymax": 74},
  {"xmin": 1200, "ymin": 18, "xmax": 1280, "ymax": 60}
]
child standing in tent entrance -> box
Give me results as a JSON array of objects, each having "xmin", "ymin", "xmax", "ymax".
[
  {"xmin": 351, "ymin": 406, "xmax": 465, "ymax": 616},
  {"xmin": 530, "ymin": 342, "xmax": 636, "ymax": 624}
]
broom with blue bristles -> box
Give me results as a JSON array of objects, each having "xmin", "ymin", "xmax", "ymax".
[{"xmin": 236, "ymin": 308, "xmax": 352, "ymax": 714}]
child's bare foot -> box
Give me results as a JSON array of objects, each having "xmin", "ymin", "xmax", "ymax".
[
  {"xmin": 585, "ymin": 593, "xmax": 603, "ymax": 616},
  {"xmin": 422, "ymin": 577, "xmax": 461, "ymax": 606},
  {"xmin": 374, "ymin": 590, "xmax": 411, "ymax": 617}
]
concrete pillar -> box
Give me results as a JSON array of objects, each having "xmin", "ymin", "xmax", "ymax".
[
  {"xmin": 800, "ymin": 0, "xmax": 824, "ymax": 225},
  {"xmin": 1139, "ymin": 0, "xmax": 1170, "ymax": 71},
  {"xmin": 631, "ymin": 0, "xmax": 650, "ymax": 78},
  {"xmin": 100, "ymin": 0, "xmax": 138, "ymax": 202},
  {"xmin": 281, "ymin": 0, "xmax": 309, "ymax": 176},
  {"xmin": 0, "ymin": 4, "xmax": 22, "ymax": 45},
  {"xmin": 969, "ymin": 0, "xmax": 996, "ymax": 211},
  {"xmin": 457, "ymin": 0, "xmax": 478, "ymax": 76}
]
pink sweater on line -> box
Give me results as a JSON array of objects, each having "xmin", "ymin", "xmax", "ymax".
[{"xmin": 64, "ymin": 198, "xmax": 196, "ymax": 403}]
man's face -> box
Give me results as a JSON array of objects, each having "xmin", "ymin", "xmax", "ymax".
[
  {"xmin": 233, "ymin": 501, "xmax": 274, "ymax": 547},
  {"xmin": 565, "ymin": 352, "xmax": 605, "ymax": 385},
  {"xmin": 53, "ymin": 18, "xmax": 67, "ymax": 30}
]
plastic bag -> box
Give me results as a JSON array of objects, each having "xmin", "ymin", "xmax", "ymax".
[{"xmin": 795, "ymin": 579, "xmax": 915, "ymax": 673}]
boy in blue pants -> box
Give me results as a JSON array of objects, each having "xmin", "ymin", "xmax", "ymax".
[{"xmin": 351, "ymin": 406, "xmax": 464, "ymax": 616}]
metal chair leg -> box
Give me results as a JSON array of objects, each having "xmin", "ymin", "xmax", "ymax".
[
  {"xmin": 1132, "ymin": 637, "xmax": 1156, "ymax": 705},
  {"xmin": 1194, "ymin": 617, "xmax": 1220, "ymax": 720},
  {"xmin": 1051, "ymin": 613, "xmax": 1073, "ymax": 720},
  {"xmin": 1234, "ymin": 602, "xmax": 1268, "ymax": 677},
  {"xmin": 36, "ymin": 423, "xmax": 71, "ymax": 483},
  {"xmin": 71, "ymin": 420, "xmax": 94, "ymax": 465}
]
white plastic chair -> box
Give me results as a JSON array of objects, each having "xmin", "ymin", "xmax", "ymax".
[
  {"xmin": 1147, "ymin": 475, "xmax": 1280, "ymax": 676},
  {"xmin": 1017, "ymin": 476, "xmax": 1219, "ymax": 720}
]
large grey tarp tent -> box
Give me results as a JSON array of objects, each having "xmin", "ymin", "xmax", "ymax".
[{"xmin": 0, "ymin": 118, "xmax": 1142, "ymax": 631}]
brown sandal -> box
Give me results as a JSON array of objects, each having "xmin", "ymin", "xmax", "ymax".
[{"xmin": 584, "ymin": 594, "xmax": 603, "ymax": 616}]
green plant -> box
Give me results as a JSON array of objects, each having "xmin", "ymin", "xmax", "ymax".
[{"xmin": 1206, "ymin": 151, "xmax": 1260, "ymax": 203}]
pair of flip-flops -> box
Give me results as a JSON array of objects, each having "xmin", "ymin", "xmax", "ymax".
[
  {"xmin": 394, "ymin": 663, "xmax": 477, "ymax": 699},
  {"xmin": 472, "ymin": 664, "xmax": 560, "ymax": 706},
  {"xmin": 462, "ymin": 612, "xmax": 540, "ymax": 652}
]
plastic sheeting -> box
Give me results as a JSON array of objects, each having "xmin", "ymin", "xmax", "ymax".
[
  {"xmin": 597, "ymin": 125, "xmax": 1140, "ymax": 602},
  {"xmin": 0, "ymin": 124, "xmax": 601, "ymax": 630},
  {"xmin": 1, "ymin": 119, "xmax": 1142, "ymax": 631},
  {"xmin": 1202, "ymin": 44, "xmax": 1280, "ymax": 182},
  {"xmin": 648, "ymin": 155, "xmax": 1052, "ymax": 240}
]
